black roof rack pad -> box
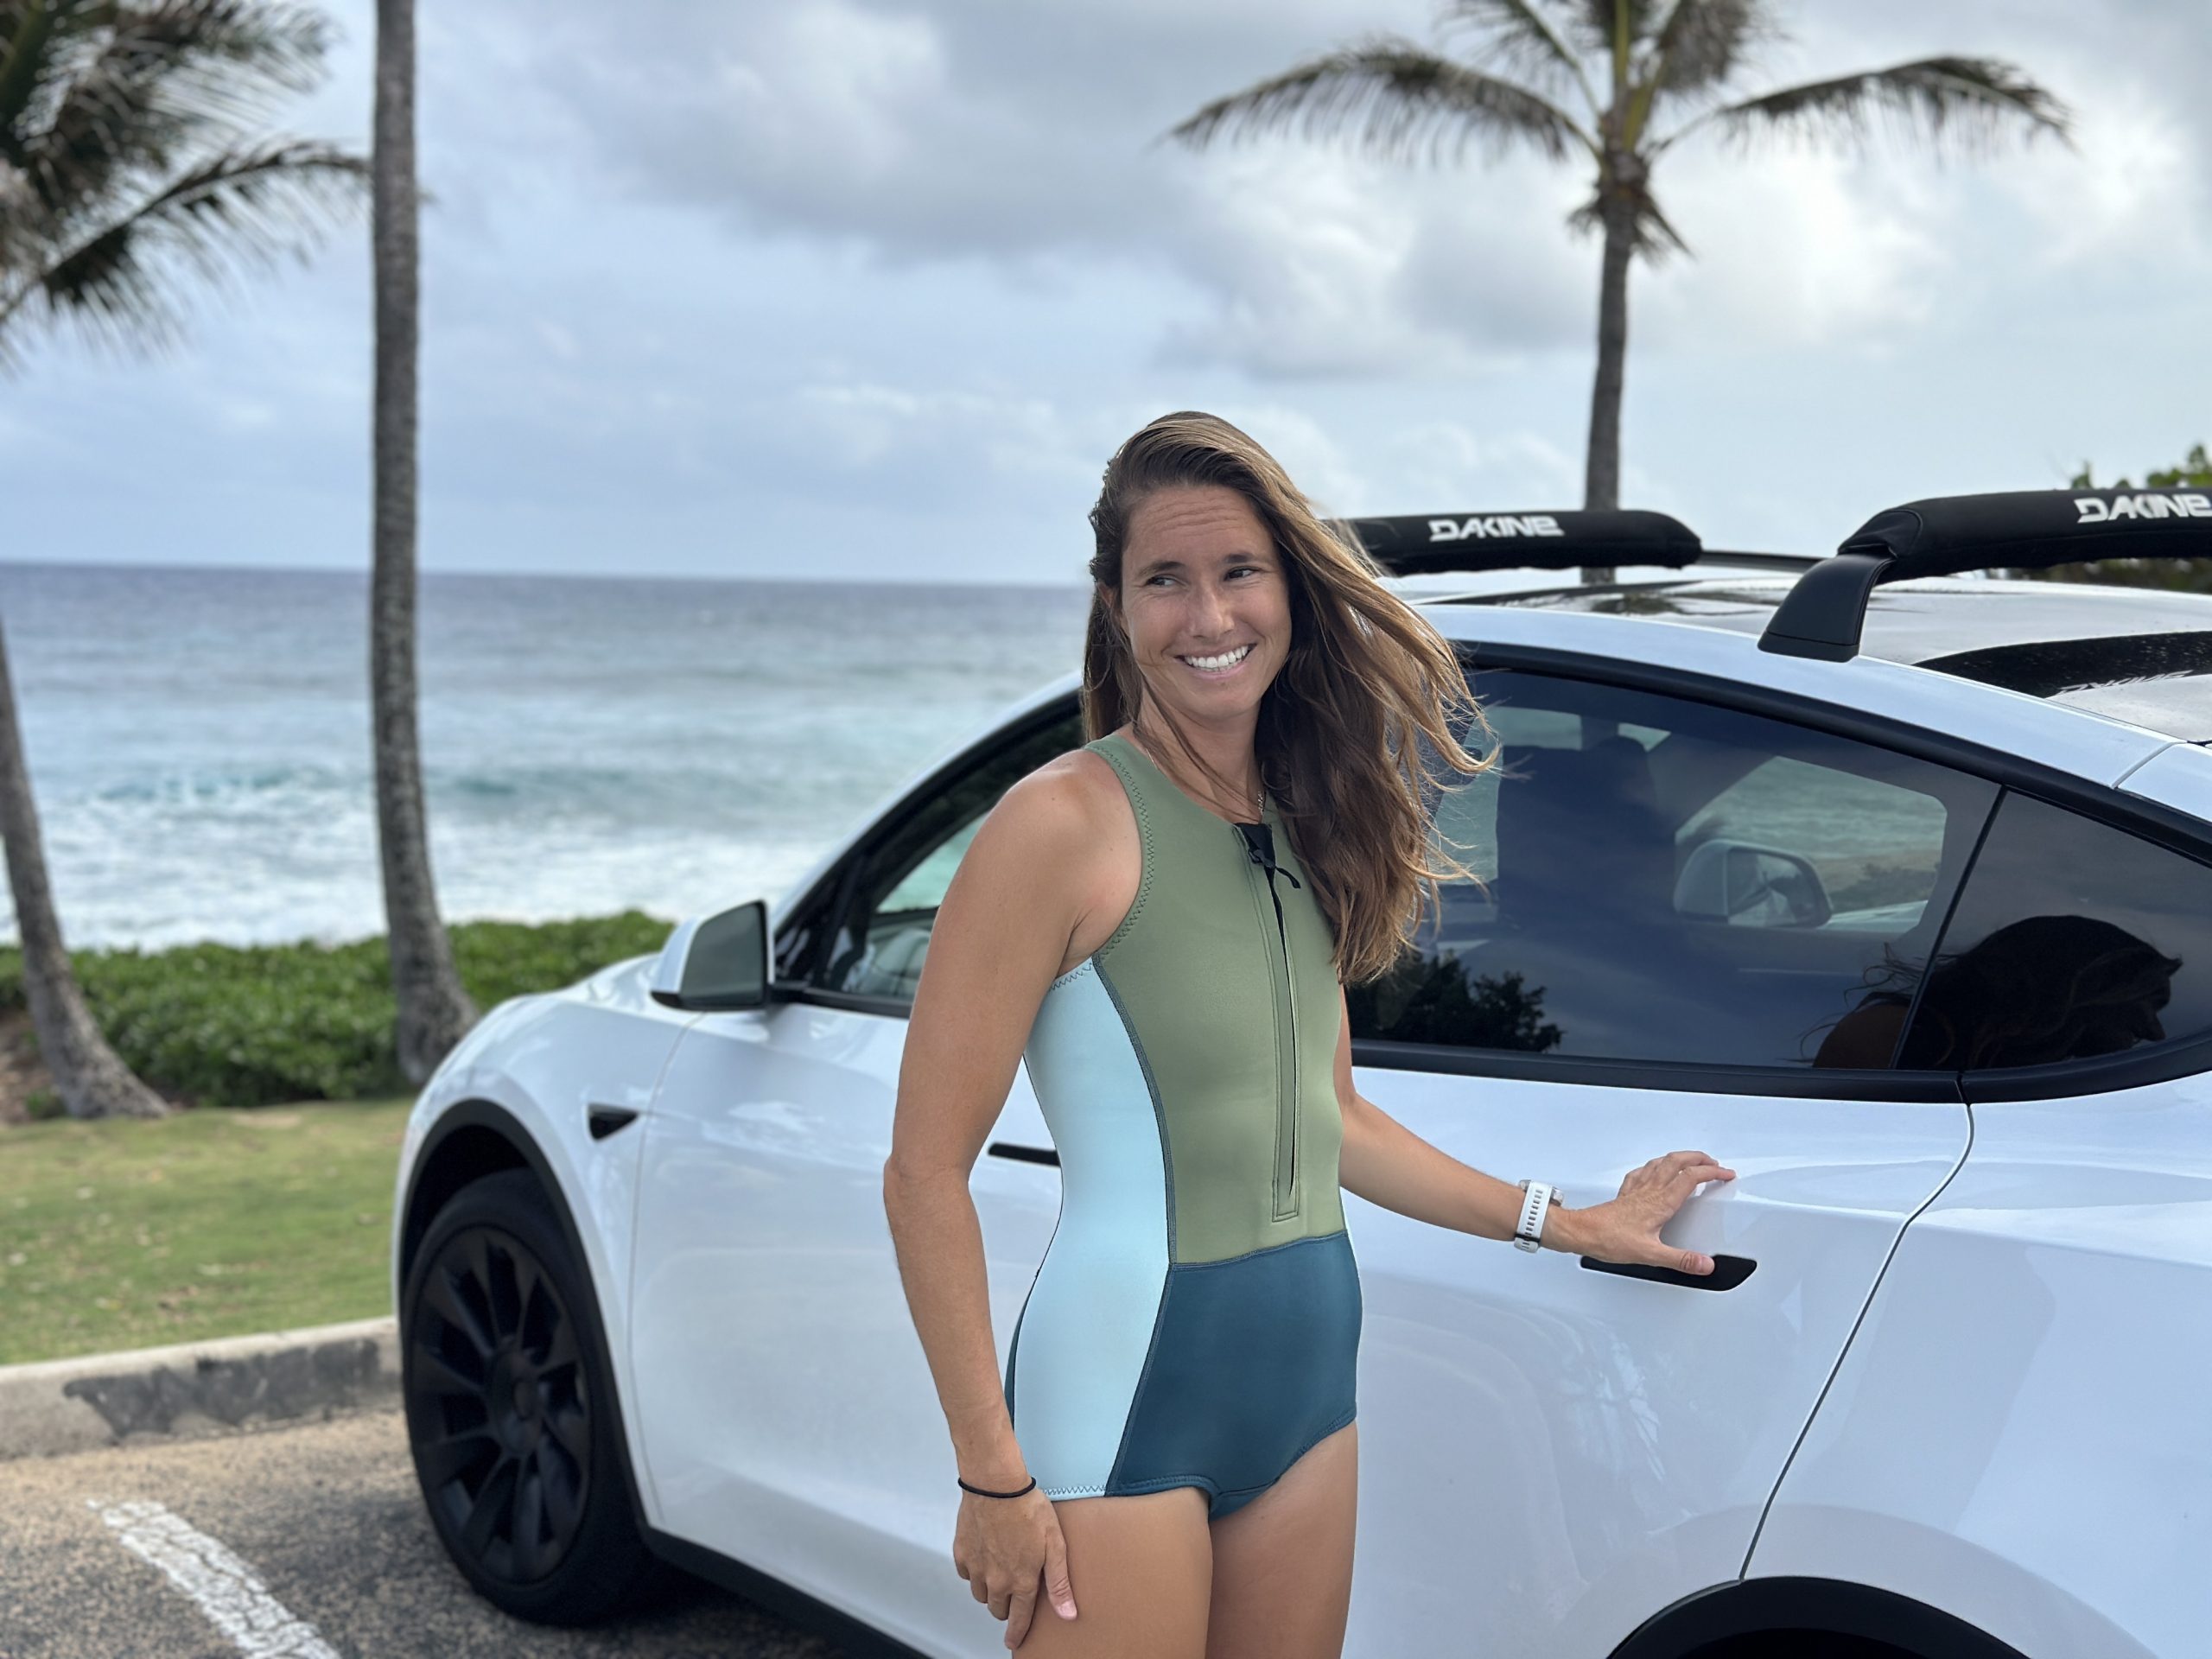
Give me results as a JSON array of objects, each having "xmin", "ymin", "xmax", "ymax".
[
  {"xmin": 1760, "ymin": 486, "xmax": 2212, "ymax": 662},
  {"xmin": 1344, "ymin": 509, "xmax": 1700, "ymax": 577}
]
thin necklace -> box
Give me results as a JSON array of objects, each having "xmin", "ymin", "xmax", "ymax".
[{"xmin": 1128, "ymin": 721, "xmax": 1263, "ymax": 822}]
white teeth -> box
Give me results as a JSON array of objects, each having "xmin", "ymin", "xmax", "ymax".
[{"xmin": 1181, "ymin": 644, "xmax": 1253, "ymax": 671}]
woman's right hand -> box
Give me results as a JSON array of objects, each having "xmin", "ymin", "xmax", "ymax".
[
  {"xmin": 954, "ymin": 1484, "xmax": 1079, "ymax": 1649},
  {"xmin": 1565, "ymin": 1149, "xmax": 1736, "ymax": 1274}
]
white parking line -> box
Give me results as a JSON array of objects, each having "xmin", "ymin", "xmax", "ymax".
[{"xmin": 86, "ymin": 1497, "xmax": 340, "ymax": 1659}]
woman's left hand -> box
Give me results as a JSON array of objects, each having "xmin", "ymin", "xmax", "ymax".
[{"xmin": 1564, "ymin": 1150, "xmax": 1736, "ymax": 1274}]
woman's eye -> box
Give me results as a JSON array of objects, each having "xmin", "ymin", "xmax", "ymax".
[{"xmin": 1144, "ymin": 566, "xmax": 1262, "ymax": 587}]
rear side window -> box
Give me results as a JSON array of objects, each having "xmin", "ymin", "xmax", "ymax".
[
  {"xmin": 1896, "ymin": 792, "xmax": 2211, "ymax": 1071},
  {"xmin": 1349, "ymin": 666, "xmax": 1999, "ymax": 1070}
]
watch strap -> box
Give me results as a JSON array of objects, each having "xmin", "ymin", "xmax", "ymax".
[{"xmin": 1514, "ymin": 1180, "xmax": 1555, "ymax": 1252}]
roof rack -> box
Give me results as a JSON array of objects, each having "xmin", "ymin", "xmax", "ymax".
[
  {"xmin": 1342, "ymin": 509, "xmax": 1699, "ymax": 575},
  {"xmin": 1340, "ymin": 508, "xmax": 1809, "ymax": 579},
  {"xmin": 1760, "ymin": 486, "xmax": 2212, "ymax": 661}
]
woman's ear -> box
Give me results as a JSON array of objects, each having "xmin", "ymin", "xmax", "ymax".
[{"xmin": 1096, "ymin": 581, "xmax": 1123, "ymax": 641}]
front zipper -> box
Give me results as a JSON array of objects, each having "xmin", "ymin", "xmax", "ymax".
[{"xmin": 1236, "ymin": 823, "xmax": 1300, "ymax": 1222}]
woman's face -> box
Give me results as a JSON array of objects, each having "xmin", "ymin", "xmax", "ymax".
[{"xmin": 1106, "ymin": 485, "xmax": 1293, "ymax": 728}]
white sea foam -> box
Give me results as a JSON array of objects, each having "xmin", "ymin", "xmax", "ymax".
[{"xmin": 4, "ymin": 563, "xmax": 1090, "ymax": 950}]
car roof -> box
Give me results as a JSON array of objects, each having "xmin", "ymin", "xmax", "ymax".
[{"xmin": 1437, "ymin": 575, "xmax": 2212, "ymax": 743}]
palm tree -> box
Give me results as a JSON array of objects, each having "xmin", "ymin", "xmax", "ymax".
[
  {"xmin": 0, "ymin": 0, "xmax": 365, "ymax": 1119},
  {"xmin": 0, "ymin": 616, "xmax": 168, "ymax": 1116},
  {"xmin": 371, "ymin": 0, "xmax": 473, "ymax": 1084},
  {"xmin": 0, "ymin": 1, "xmax": 365, "ymax": 363},
  {"xmin": 1172, "ymin": 2, "xmax": 2070, "ymax": 580}
]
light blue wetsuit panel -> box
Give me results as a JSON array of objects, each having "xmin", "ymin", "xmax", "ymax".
[{"xmin": 1005, "ymin": 958, "xmax": 1170, "ymax": 1499}]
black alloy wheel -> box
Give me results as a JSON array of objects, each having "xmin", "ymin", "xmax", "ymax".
[
  {"xmin": 402, "ymin": 1167, "xmax": 660, "ymax": 1624},
  {"xmin": 414, "ymin": 1223, "xmax": 589, "ymax": 1581}
]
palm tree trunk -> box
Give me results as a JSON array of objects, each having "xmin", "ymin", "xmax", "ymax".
[
  {"xmin": 0, "ymin": 616, "xmax": 167, "ymax": 1119},
  {"xmin": 1580, "ymin": 194, "xmax": 1637, "ymax": 583},
  {"xmin": 372, "ymin": 0, "xmax": 474, "ymax": 1084}
]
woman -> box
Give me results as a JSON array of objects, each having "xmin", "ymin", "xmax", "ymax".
[{"xmin": 881, "ymin": 411, "xmax": 1734, "ymax": 1657}]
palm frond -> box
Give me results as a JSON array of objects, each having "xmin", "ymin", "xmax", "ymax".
[
  {"xmin": 1643, "ymin": 0, "xmax": 1764, "ymax": 98},
  {"xmin": 1168, "ymin": 36, "xmax": 1594, "ymax": 168},
  {"xmin": 1435, "ymin": 0, "xmax": 1599, "ymax": 114},
  {"xmin": 16, "ymin": 1, "xmax": 335, "ymax": 214},
  {"xmin": 1683, "ymin": 56, "xmax": 2073, "ymax": 155},
  {"xmin": 0, "ymin": 136, "xmax": 364, "ymax": 362},
  {"xmin": 0, "ymin": 0, "xmax": 86, "ymax": 150},
  {"xmin": 1563, "ymin": 0, "xmax": 1663, "ymax": 55},
  {"xmin": 0, "ymin": 155, "xmax": 38, "ymax": 267}
]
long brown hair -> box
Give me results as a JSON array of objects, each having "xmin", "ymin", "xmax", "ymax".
[{"xmin": 1083, "ymin": 410, "xmax": 1494, "ymax": 985}]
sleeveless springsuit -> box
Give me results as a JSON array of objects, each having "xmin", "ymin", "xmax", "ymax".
[{"xmin": 1003, "ymin": 731, "xmax": 1361, "ymax": 1519}]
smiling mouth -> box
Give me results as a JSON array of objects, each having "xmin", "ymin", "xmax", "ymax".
[{"xmin": 1178, "ymin": 643, "xmax": 1255, "ymax": 673}]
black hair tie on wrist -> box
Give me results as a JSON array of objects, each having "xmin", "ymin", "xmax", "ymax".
[{"xmin": 957, "ymin": 1475, "xmax": 1039, "ymax": 1499}]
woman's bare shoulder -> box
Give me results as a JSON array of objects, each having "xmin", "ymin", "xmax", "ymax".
[
  {"xmin": 984, "ymin": 741, "xmax": 1128, "ymax": 853},
  {"xmin": 1008, "ymin": 746, "xmax": 1137, "ymax": 966},
  {"xmin": 952, "ymin": 744, "xmax": 1137, "ymax": 969}
]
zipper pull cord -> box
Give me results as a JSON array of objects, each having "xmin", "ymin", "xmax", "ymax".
[{"xmin": 1235, "ymin": 821, "xmax": 1303, "ymax": 891}]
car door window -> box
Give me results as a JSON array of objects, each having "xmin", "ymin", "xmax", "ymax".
[
  {"xmin": 1350, "ymin": 666, "xmax": 1999, "ymax": 1069},
  {"xmin": 820, "ymin": 710, "xmax": 1085, "ymax": 1003},
  {"xmin": 1896, "ymin": 791, "xmax": 2211, "ymax": 1071}
]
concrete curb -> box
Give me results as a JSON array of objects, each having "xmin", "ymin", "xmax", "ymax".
[{"xmin": 0, "ymin": 1315, "xmax": 400, "ymax": 1462}]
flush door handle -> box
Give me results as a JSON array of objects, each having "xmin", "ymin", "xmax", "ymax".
[{"xmin": 1580, "ymin": 1254, "xmax": 1757, "ymax": 1292}]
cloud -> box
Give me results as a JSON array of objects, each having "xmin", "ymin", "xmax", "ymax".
[
  {"xmin": 16, "ymin": 0, "xmax": 2209, "ymax": 588},
  {"xmin": 786, "ymin": 379, "xmax": 1096, "ymax": 500},
  {"xmin": 495, "ymin": 0, "xmax": 2211, "ymax": 385},
  {"xmin": 525, "ymin": 0, "xmax": 1186, "ymax": 262},
  {"xmin": 1635, "ymin": 146, "xmax": 1951, "ymax": 354},
  {"xmin": 1159, "ymin": 149, "xmax": 1595, "ymax": 378}
]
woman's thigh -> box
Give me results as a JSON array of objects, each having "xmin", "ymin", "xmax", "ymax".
[
  {"xmin": 1203, "ymin": 1420, "xmax": 1359, "ymax": 1659},
  {"xmin": 1014, "ymin": 1484, "xmax": 1212, "ymax": 1656}
]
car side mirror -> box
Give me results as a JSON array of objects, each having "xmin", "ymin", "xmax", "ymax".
[
  {"xmin": 650, "ymin": 899, "xmax": 775, "ymax": 1010},
  {"xmin": 1675, "ymin": 840, "xmax": 1833, "ymax": 929}
]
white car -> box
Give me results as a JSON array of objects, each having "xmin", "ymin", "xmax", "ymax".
[{"xmin": 391, "ymin": 488, "xmax": 2212, "ymax": 1659}]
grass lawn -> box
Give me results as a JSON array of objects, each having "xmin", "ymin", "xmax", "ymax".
[{"xmin": 0, "ymin": 1097, "xmax": 414, "ymax": 1367}]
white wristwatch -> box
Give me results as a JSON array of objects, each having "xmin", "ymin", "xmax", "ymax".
[{"xmin": 1513, "ymin": 1179, "xmax": 1559, "ymax": 1253}]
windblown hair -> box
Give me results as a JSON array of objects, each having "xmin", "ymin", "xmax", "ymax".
[{"xmin": 1082, "ymin": 410, "xmax": 1494, "ymax": 985}]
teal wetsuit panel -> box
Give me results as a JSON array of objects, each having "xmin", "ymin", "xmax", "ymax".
[
  {"xmin": 1006, "ymin": 732, "xmax": 1361, "ymax": 1518},
  {"xmin": 1106, "ymin": 1230, "xmax": 1360, "ymax": 1516}
]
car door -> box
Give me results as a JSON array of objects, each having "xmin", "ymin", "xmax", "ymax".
[
  {"xmin": 626, "ymin": 702, "xmax": 1082, "ymax": 1653},
  {"xmin": 1750, "ymin": 786, "xmax": 2212, "ymax": 1659},
  {"xmin": 1339, "ymin": 658, "xmax": 2000, "ymax": 1656}
]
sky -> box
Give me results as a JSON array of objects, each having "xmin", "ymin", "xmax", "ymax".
[{"xmin": 3, "ymin": 0, "xmax": 2206, "ymax": 586}]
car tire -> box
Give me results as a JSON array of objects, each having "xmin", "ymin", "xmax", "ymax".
[
  {"xmin": 401, "ymin": 1166, "xmax": 663, "ymax": 1624},
  {"xmin": 1688, "ymin": 1635, "xmax": 1917, "ymax": 1659}
]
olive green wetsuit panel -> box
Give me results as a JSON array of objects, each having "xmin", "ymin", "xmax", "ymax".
[{"xmin": 1088, "ymin": 732, "xmax": 1345, "ymax": 1265}]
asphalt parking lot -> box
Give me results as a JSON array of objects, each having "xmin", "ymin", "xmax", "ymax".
[{"xmin": 0, "ymin": 1408, "xmax": 849, "ymax": 1659}]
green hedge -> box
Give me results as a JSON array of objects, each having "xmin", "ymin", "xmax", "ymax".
[{"xmin": 0, "ymin": 911, "xmax": 677, "ymax": 1112}]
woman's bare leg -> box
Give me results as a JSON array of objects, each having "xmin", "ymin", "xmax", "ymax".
[
  {"xmin": 1202, "ymin": 1421, "xmax": 1359, "ymax": 1659},
  {"xmin": 1013, "ymin": 1484, "xmax": 1212, "ymax": 1656}
]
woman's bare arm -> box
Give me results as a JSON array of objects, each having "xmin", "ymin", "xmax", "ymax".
[
  {"xmin": 1331, "ymin": 984, "xmax": 1734, "ymax": 1272},
  {"xmin": 880, "ymin": 759, "xmax": 1105, "ymax": 1486}
]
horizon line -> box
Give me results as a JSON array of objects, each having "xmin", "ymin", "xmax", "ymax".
[{"xmin": 0, "ymin": 556, "xmax": 1095, "ymax": 592}]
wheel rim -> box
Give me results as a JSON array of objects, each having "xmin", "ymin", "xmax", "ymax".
[{"xmin": 408, "ymin": 1224, "xmax": 593, "ymax": 1585}]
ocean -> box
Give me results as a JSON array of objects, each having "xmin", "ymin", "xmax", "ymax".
[{"xmin": 1, "ymin": 562, "xmax": 1094, "ymax": 952}]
